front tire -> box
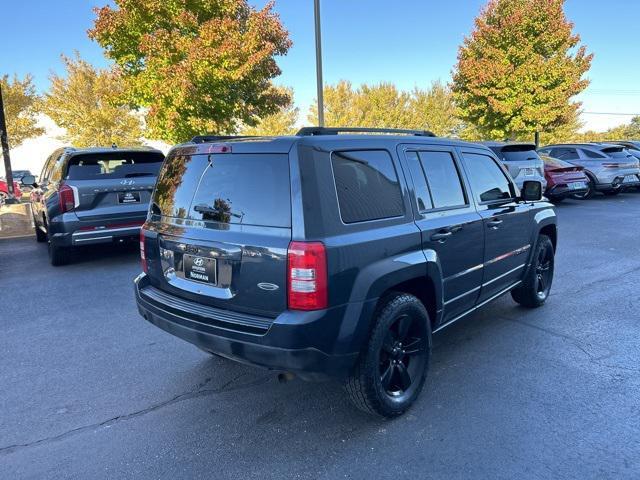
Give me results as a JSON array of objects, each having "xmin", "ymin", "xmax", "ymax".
[
  {"xmin": 34, "ymin": 218, "xmax": 47, "ymax": 243},
  {"xmin": 345, "ymin": 293, "xmax": 431, "ymax": 417},
  {"xmin": 511, "ymin": 235, "xmax": 554, "ymax": 308}
]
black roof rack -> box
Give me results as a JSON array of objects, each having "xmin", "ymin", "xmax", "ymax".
[
  {"xmin": 190, "ymin": 135, "xmax": 254, "ymax": 144},
  {"xmin": 295, "ymin": 127, "xmax": 436, "ymax": 137}
]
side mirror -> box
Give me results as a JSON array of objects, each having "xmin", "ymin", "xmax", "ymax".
[
  {"xmin": 521, "ymin": 180, "xmax": 543, "ymax": 202},
  {"xmin": 20, "ymin": 175, "xmax": 37, "ymax": 187}
]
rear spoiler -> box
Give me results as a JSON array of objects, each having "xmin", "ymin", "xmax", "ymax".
[
  {"xmin": 600, "ymin": 146, "xmax": 626, "ymax": 153},
  {"xmin": 499, "ymin": 143, "xmax": 537, "ymax": 152}
]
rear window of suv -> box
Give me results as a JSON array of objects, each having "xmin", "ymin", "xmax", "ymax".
[
  {"xmin": 65, "ymin": 152, "xmax": 164, "ymax": 180},
  {"xmin": 331, "ymin": 150, "xmax": 404, "ymax": 223},
  {"xmin": 493, "ymin": 145, "xmax": 541, "ymax": 162},
  {"xmin": 152, "ymin": 153, "xmax": 291, "ymax": 228}
]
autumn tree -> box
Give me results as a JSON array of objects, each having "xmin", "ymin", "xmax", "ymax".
[
  {"xmin": 42, "ymin": 54, "xmax": 143, "ymax": 147},
  {"xmin": 307, "ymin": 80, "xmax": 462, "ymax": 135},
  {"xmin": 408, "ymin": 81, "xmax": 463, "ymax": 136},
  {"xmin": 241, "ymin": 88, "xmax": 298, "ymax": 136},
  {"xmin": 89, "ymin": 0, "xmax": 292, "ymax": 143},
  {"xmin": 452, "ymin": 0, "xmax": 593, "ymax": 140},
  {"xmin": 0, "ymin": 74, "xmax": 44, "ymax": 150}
]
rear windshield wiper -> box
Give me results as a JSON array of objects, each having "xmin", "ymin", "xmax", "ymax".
[{"xmin": 194, "ymin": 204, "xmax": 245, "ymax": 221}]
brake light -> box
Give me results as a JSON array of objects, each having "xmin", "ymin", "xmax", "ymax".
[
  {"xmin": 206, "ymin": 143, "xmax": 232, "ymax": 154},
  {"xmin": 140, "ymin": 228, "xmax": 148, "ymax": 273},
  {"xmin": 287, "ymin": 241, "xmax": 327, "ymax": 311},
  {"xmin": 58, "ymin": 184, "xmax": 75, "ymax": 212}
]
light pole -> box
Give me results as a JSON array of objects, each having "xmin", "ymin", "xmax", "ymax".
[{"xmin": 314, "ymin": 0, "xmax": 325, "ymax": 127}]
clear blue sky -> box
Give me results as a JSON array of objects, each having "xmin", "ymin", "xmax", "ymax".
[{"xmin": 2, "ymin": 0, "xmax": 639, "ymax": 131}]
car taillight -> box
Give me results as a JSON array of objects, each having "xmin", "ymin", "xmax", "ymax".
[
  {"xmin": 602, "ymin": 163, "xmax": 621, "ymax": 168},
  {"xmin": 287, "ymin": 241, "xmax": 327, "ymax": 311},
  {"xmin": 140, "ymin": 228, "xmax": 148, "ymax": 273},
  {"xmin": 58, "ymin": 184, "xmax": 76, "ymax": 212}
]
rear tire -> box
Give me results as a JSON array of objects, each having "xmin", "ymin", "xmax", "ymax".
[
  {"xmin": 345, "ymin": 293, "xmax": 431, "ymax": 418},
  {"xmin": 572, "ymin": 176, "xmax": 595, "ymax": 200},
  {"xmin": 511, "ymin": 235, "xmax": 554, "ymax": 308},
  {"xmin": 48, "ymin": 242, "xmax": 70, "ymax": 266}
]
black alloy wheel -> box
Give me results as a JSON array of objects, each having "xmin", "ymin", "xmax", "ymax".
[
  {"xmin": 379, "ymin": 313, "xmax": 427, "ymax": 398},
  {"xmin": 535, "ymin": 241, "xmax": 554, "ymax": 301}
]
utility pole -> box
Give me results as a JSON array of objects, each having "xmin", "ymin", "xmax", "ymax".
[
  {"xmin": 314, "ymin": 0, "xmax": 325, "ymax": 127},
  {"xmin": 0, "ymin": 83, "xmax": 17, "ymax": 203}
]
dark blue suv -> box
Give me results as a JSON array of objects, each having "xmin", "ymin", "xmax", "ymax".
[{"xmin": 135, "ymin": 127, "xmax": 557, "ymax": 417}]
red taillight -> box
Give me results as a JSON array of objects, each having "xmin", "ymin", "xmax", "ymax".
[
  {"xmin": 287, "ymin": 241, "xmax": 327, "ymax": 311},
  {"xmin": 58, "ymin": 184, "xmax": 75, "ymax": 213},
  {"xmin": 140, "ymin": 228, "xmax": 148, "ymax": 273}
]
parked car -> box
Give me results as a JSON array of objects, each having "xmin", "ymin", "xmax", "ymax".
[
  {"xmin": 11, "ymin": 170, "xmax": 35, "ymax": 196},
  {"xmin": 608, "ymin": 140, "xmax": 640, "ymax": 151},
  {"xmin": 480, "ymin": 142, "xmax": 547, "ymax": 190},
  {"xmin": 135, "ymin": 127, "xmax": 557, "ymax": 417},
  {"xmin": 541, "ymin": 155, "xmax": 590, "ymax": 202},
  {"xmin": 11, "ymin": 169, "xmax": 33, "ymax": 181},
  {"xmin": 22, "ymin": 146, "xmax": 165, "ymax": 265},
  {"xmin": 602, "ymin": 143, "xmax": 640, "ymax": 189},
  {"xmin": 538, "ymin": 143, "xmax": 640, "ymax": 198},
  {"xmin": 0, "ymin": 179, "xmax": 22, "ymax": 205}
]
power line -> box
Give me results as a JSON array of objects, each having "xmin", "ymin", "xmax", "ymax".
[{"xmin": 583, "ymin": 111, "xmax": 640, "ymax": 116}]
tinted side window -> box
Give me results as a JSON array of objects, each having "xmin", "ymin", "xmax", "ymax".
[
  {"xmin": 404, "ymin": 151, "xmax": 433, "ymax": 211},
  {"xmin": 417, "ymin": 151, "xmax": 466, "ymax": 209},
  {"xmin": 581, "ymin": 149, "xmax": 606, "ymax": 159},
  {"xmin": 331, "ymin": 150, "xmax": 404, "ymax": 223},
  {"xmin": 461, "ymin": 152, "xmax": 513, "ymax": 203},
  {"xmin": 551, "ymin": 148, "xmax": 579, "ymax": 160},
  {"xmin": 49, "ymin": 156, "xmax": 66, "ymax": 182}
]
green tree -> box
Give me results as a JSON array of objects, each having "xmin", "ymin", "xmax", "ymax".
[
  {"xmin": 89, "ymin": 0, "xmax": 292, "ymax": 143},
  {"xmin": 452, "ymin": 0, "xmax": 593, "ymax": 140},
  {"xmin": 241, "ymin": 88, "xmax": 298, "ymax": 136},
  {"xmin": 42, "ymin": 54, "xmax": 143, "ymax": 147},
  {"xmin": 0, "ymin": 74, "xmax": 44, "ymax": 149},
  {"xmin": 308, "ymin": 81, "xmax": 461, "ymax": 134},
  {"xmin": 408, "ymin": 81, "xmax": 463, "ymax": 136},
  {"xmin": 605, "ymin": 116, "xmax": 640, "ymax": 140}
]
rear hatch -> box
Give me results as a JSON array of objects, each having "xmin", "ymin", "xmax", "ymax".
[
  {"xmin": 145, "ymin": 147, "xmax": 292, "ymax": 317},
  {"xmin": 65, "ymin": 151, "xmax": 164, "ymax": 224},
  {"xmin": 492, "ymin": 144, "xmax": 545, "ymax": 180},
  {"xmin": 542, "ymin": 156, "xmax": 588, "ymax": 187},
  {"xmin": 600, "ymin": 146, "xmax": 640, "ymax": 183}
]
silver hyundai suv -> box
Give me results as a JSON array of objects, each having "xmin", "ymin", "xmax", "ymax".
[
  {"xmin": 481, "ymin": 142, "xmax": 547, "ymax": 190},
  {"xmin": 538, "ymin": 143, "xmax": 640, "ymax": 198}
]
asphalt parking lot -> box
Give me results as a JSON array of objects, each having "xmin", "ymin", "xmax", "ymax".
[{"xmin": 1, "ymin": 194, "xmax": 639, "ymax": 480}]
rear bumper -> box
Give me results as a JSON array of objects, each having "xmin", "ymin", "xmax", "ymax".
[
  {"xmin": 134, "ymin": 274, "xmax": 367, "ymax": 380},
  {"xmin": 546, "ymin": 184, "xmax": 588, "ymax": 198},
  {"xmin": 48, "ymin": 212, "xmax": 145, "ymax": 247},
  {"xmin": 50, "ymin": 226, "xmax": 141, "ymax": 247},
  {"xmin": 594, "ymin": 172, "xmax": 640, "ymax": 191}
]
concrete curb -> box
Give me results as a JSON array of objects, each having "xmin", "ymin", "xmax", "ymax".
[{"xmin": 0, "ymin": 203, "xmax": 35, "ymax": 239}]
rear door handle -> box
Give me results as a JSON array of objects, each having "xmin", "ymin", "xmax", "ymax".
[
  {"xmin": 487, "ymin": 218, "xmax": 503, "ymax": 229},
  {"xmin": 431, "ymin": 231, "xmax": 453, "ymax": 242}
]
